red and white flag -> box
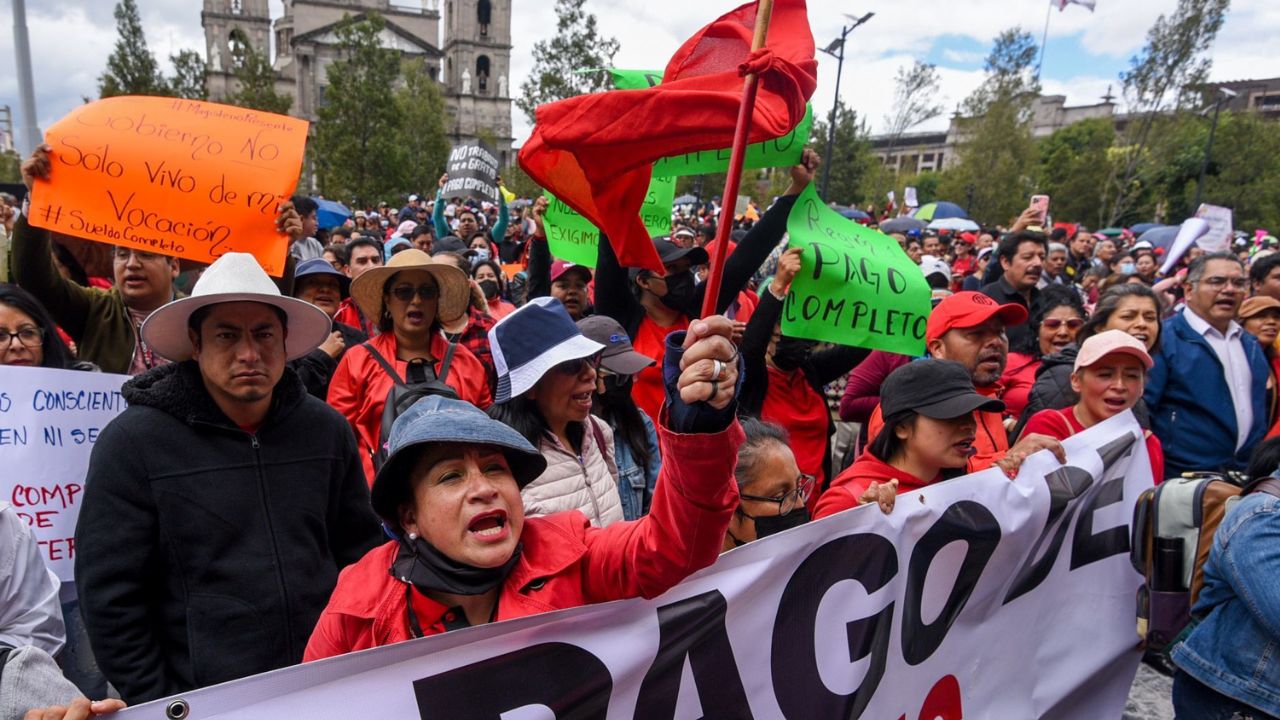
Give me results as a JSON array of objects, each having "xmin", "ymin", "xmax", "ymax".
[{"xmin": 1055, "ymin": 0, "xmax": 1097, "ymax": 11}]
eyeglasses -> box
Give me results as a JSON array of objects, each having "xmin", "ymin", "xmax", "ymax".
[
  {"xmin": 552, "ymin": 352, "xmax": 602, "ymax": 376},
  {"xmin": 0, "ymin": 326, "xmax": 43, "ymax": 350},
  {"xmin": 1041, "ymin": 318, "xmax": 1084, "ymax": 331},
  {"xmin": 389, "ymin": 284, "xmax": 439, "ymax": 302},
  {"xmin": 739, "ymin": 474, "xmax": 815, "ymax": 515},
  {"xmin": 112, "ymin": 247, "xmax": 164, "ymax": 263},
  {"xmin": 1197, "ymin": 276, "xmax": 1248, "ymax": 290}
]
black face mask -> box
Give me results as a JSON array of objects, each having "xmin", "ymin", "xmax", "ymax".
[
  {"xmin": 390, "ymin": 534, "xmax": 522, "ymax": 596},
  {"xmin": 728, "ymin": 506, "xmax": 811, "ymax": 547},
  {"xmin": 660, "ymin": 270, "xmax": 697, "ymax": 313},
  {"xmin": 772, "ymin": 337, "xmax": 815, "ymax": 371},
  {"xmin": 478, "ymin": 278, "xmax": 500, "ymax": 301}
]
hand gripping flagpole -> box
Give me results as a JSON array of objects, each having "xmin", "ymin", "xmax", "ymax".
[{"xmin": 699, "ymin": 0, "xmax": 776, "ymax": 319}]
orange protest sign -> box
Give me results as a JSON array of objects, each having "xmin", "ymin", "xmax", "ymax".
[{"xmin": 29, "ymin": 96, "xmax": 309, "ymax": 276}]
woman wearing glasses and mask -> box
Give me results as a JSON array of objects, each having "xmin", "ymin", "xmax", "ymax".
[
  {"xmin": 815, "ymin": 360, "xmax": 1004, "ymax": 520},
  {"xmin": 328, "ymin": 250, "xmax": 494, "ymax": 486},
  {"xmin": 487, "ymin": 298, "xmax": 626, "ymax": 526},
  {"xmin": 723, "ymin": 419, "xmax": 814, "ymax": 548}
]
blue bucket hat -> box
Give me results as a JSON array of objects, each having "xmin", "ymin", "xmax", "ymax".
[
  {"xmin": 370, "ymin": 395, "xmax": 548, "ymax": 525},
  {"xmin": 293, "ymin": 257, "xmax": 351, "ymax": 299},
  {"xmin": 488, "ymin": 297, "xmax": 604, "ymax": 403}
]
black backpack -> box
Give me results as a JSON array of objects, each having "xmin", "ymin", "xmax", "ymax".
[{"xmin": 363, "ymin": 339, "xmax": 460, "ymax": 473}]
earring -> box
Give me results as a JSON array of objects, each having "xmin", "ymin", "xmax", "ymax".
[{"xmin": 408, "ymin": 532, "xmax": 418, "ymax": 540}]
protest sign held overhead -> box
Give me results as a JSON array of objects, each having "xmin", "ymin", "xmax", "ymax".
[
  {"xmin": 119, "ymin": 414, "xmax": 1149, "ymax": 720},
  {"xmin": 29, "ymin": 96, "xmax": 307, "ymax": 276},
  {"xmin": 1193, "ymin": 203, "xmax": 1233, "ymax": 253},
  {"xmin": 543, "ymin": 174, "xmax": 675, "ymax": 267},
  {"xmin": 0, "ymin": 366, "xmax": 130, "ymax": 582},
  {"xmin": 442, "ymin": 140, "xmax": 501, "ymax": 204},
  {"xmin": 783, "ymin": 183, "xmax": 932, "ymax": 356}
]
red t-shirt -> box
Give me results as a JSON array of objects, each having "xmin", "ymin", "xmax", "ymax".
[
  {"xmin": 1021, "ymin": 407, "xmax": 1164, "ymax": 484},
  {"xmin": 630, "ymin": 315, "xmax": 688, "ymax": 423},
  {"xmin": 761, "ymin": 366, "xmax": 828, "ymax": 509}
]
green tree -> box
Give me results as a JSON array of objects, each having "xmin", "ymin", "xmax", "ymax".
[
  {"xmin": 517, "ymin": 0, "xmax": 620, "ymax": 124},
  {"xmin": 500, "ymin": 163, "xmax": 543, "ymax": 199},
  {"xmin": 0, "ymin": 150, "xmax": 20, "ymax": 183},
  {"xmin": 1177, "ymin": 111, "xmax": 1280, "ymax": 229},
  {"xmin": 938, "ymin": 28, "xmax": 1040, "ymax": 225},
  {"xmin": 1101, "ymin": 0, "xmax": 1230, "ymax": 225},
  {"xmin": 167, "ymin": 49, "xmax": 208, "ymax": 100},
  {"xmin": 224, "ymin": 45, "xmax": 292, "ymax": 114},
  {"xmin": 98, "ymin": 0, "xmax": 167, "ymax": 97},
  {"xmin": 393, "ymin": 60, "xmax": 450, "ymax": 195},
  {"xmin": 311, "ymin": 13, "xmax": 405, "ymax": 205},
  {"xmin": 810, "ymin": 100, "xmax": 877, "ymax": 206},
  {"xmin": 1035, "ymin": 117, "xmax": 1115, "ymax": 227}
]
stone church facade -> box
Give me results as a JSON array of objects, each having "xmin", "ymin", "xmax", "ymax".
[{"xmin": 201, "ymin": 0, "xmax": 514, "ymax": 167}]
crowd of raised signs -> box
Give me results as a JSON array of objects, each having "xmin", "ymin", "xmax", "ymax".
[{"xmin": 2, "ymin": 142, "xmax": 1280, "ymax": 719}]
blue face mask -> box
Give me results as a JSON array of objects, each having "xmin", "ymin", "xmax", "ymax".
[{"xmin": 1119, "ymin": 261, "xmax": 1136, "ymax": 274}]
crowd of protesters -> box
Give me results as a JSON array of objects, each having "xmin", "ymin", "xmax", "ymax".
[{"xmin": 3, "ymin": 139, "xmax": 1280, "ymax": 720}]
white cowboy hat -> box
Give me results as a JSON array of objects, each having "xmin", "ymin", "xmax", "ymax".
[{"xmin": 141, "ymin": 253, "xmax": 333, "ymax": 362}]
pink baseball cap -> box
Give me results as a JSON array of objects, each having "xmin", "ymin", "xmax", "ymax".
[
  {"xmin": 551, "ymin": 259, "xmax": 592, "ymax": 283},
  {"xmin": 1073, "ymin": 329, "xmax": 1153, "ymax": 372}
]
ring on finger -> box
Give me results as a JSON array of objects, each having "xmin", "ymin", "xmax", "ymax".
[
  {"xmin": 708, "ymin": 379, "xmax": 719, "ymax": 401},
  {"xmin": 712, "ymin": 359, "xmax": 725, "ymax": 381}
]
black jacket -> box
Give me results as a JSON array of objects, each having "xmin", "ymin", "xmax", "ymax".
[
  {"xmin": 74, "ymin": 362, "xmax": 382, "ymax": 703},
  {"xmin": 289, "ymin": 321, "xmax": 369, "ymax": 399},
  {"xmin": 981, "ymin": 277, "xmax": 1038, "ymax": 351}
]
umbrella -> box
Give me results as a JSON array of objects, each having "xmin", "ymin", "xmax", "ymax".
[
  {"xmin": 928, "ymin": 217, "xmax": 980, "ymax": 232},
  {"xmin": 912, "ymin": 201, "xmax": 967, "ymax": 221},
  {"xmin": 1096, "ymin": 227, "xmax": 1125, "ymax": 238},
  {"xmin": 836, "ymin": 206, "xmax": 871, "ymax": 221},
  {"xmin": 1136, "ymin": 226, "xmax": 1181, "ymax": 254},
  {"xmin": 879, "ymin": 216, "xmax": 926, "ymax": 234},
  {"xmin": 508, "ymin": 198, "xmax": 531, "ymax": 209},
  {"xmin": 673, "ymin": 194, "xmax": 699, "ymax": 205},
  {"xmin": 1130, "ymin": 222, "xmax": 1166, "ymax": 235},
  {"xmin": 314, "ymin": 198, "xmax": 352, "ymax": 230}
]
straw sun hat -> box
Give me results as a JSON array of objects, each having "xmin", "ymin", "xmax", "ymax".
[{"xmin": 349, "ymin": 249, "xmax": 471, "ymax": 326}]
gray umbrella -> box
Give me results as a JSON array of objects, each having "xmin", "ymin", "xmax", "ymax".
[
  {"xmin": 880, "ymin": 216, "xmax": 926, "ymax": 234},
  {"xmin": 673, "ymin": 194, "xmax": 699, "ymax": 205}
]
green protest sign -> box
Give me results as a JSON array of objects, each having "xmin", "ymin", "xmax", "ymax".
[
  {"xmin": 609, "ymin": 68, "xmax": 663, "ymax": 90},
  {"xmin": 782, "ymin": 183, "xmax": 931, "ymax": 356},
  {"xmin": 542, "ymin": 174, "xmax": 676, "ymax": 267},
  {"xmin": 607, "ymin": 68, "xmax": 812, "ymax": 176},
  {"xmin": 652, "ymin": 104, "xmax": 813, "ymax": 177}
]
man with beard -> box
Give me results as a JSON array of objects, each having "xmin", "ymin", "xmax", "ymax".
[
  {"xmin": 983, "ymin": 231, "xmax": 1047, "ymax": 351},
  {"xmin": 863, "ymin": 292, "xmax": 1065, "ymax": 474}
]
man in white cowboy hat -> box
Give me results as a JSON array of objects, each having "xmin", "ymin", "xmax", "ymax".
[{"xmin": 73, "ymin": 253, "xmax": 383, "ymax": 704}]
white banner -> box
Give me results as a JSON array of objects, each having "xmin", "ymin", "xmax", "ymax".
[
  {"xmin": 0, "ymin": 366, "xmax": 129, "ymax": 581},
  {"xmin": 119, "ymin": 413, "xmax": 1149, "ymax": 719}
]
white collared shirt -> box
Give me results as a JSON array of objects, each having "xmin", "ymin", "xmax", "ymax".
[{"xmin": 1184, "ymin": 309, "xmax": 1254, "ymax": 450}]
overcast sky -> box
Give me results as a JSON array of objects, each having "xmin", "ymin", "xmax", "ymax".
[{"xmin": 4, "ymin": 0, "xmax": 1279, "ymax": 148}]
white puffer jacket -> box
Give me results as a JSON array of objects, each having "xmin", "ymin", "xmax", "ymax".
[{"xmin": 521, "ymin": 416, "xmax": 625, "ymax": 527}]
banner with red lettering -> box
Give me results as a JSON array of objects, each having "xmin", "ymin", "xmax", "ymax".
[
  {"xmin": 0, "ymin": 366, "xmax": 129, "ymax": 581},
  {"xmin": 117, "ymin": 413, "xmax": 1148, "ymax": 719}
]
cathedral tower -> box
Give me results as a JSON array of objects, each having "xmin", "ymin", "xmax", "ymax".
[{"xmin": 201, "ymin": 0, "xmax": 272, "ymax": 100}]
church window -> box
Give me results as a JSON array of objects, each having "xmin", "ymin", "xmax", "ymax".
[
  {"xmin": 476, "ymin": 55, "xmax": 490, "ymax": 93},
  {"xmin": 229, "ymin": 28, "xmax": 250, "ymax": 69},
  {"xmin": 478, "ymin": 0, "xmax": 491, "ymax": 36},
  {"xmin": 231, "ymin": 0, "xmax": 242, "ymax": 15}
]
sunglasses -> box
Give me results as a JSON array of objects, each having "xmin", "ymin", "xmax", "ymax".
[
  {"xmin": 552, "ymin": 352, "xmax": 603, "ymax": 376},
  {"xmin": 389, "ymin": 284, "xmax": 439, "ymax": 303},
  {"xmin": 1041, "ymin": 318, "xmax": 1084, "ymax": 331}
]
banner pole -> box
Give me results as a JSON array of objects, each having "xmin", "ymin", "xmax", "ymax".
[{"xmin": 699, "ymin": 0, "xmax": 776, "ymax": 319}]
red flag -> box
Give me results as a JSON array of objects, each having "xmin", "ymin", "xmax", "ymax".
[{"xmin": 519, "ymin": 0, "xmax": 816, "ymax": 272}]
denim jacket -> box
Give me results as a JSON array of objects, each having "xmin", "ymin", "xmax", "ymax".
[
  {"xmin": 612, "ymin": 410, "xmax": 662, "ymax": 521},
  {"xmin": 1172, "ymin": 491, "xmax": 1280, "ymax": 716}
]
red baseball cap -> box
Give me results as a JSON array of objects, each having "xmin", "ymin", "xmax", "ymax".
[
  {"xmin": 926, "ymin": 291, "xmax": 1028, "ymax": 342},
  {"xmin": 551, "ymin": 260, "xmax": 592, "ymax": 283}
]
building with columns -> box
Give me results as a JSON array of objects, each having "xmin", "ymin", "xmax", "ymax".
[{"xmin": 201, "ymin": 0, "xmax": 514, "ymax": 166}]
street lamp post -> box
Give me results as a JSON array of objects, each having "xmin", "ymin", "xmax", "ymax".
[
  {"xmin": 819, "ymin": 12, "xmax": 874, "ymax": 201},
  {"xmin": 1193, "ymin": 87, "xmax": 1238, "ymax": 210}
]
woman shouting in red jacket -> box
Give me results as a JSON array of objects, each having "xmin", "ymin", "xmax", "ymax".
[{"xmin": 304, "ymin": 317, "xmax": 745, "ymax": 659}]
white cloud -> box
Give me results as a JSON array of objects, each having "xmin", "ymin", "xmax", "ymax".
[{"xmin": 3, "ymin": 0, "xmax": 1279, "ymax": 153}]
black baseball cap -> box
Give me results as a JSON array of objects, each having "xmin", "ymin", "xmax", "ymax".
[
  {"xmin": 653, "ymin": 237, "xmax": 709, "ymax": 267},
  {"xmin": 881, "ymin": 360, "xmax": 1005, "ymax": 420}
]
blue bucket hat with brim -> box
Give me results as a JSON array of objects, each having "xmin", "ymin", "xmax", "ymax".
[
  {"xmin": 487, "ymin": 297, "xmax": 604, "ymax": 404},
  {"xmin": 370, "ymin": 395, "xmax": 547, "ymax": 525},
  {"xmin": 294, "ymin": 257, "xmax": 351, "ymax": 298}
]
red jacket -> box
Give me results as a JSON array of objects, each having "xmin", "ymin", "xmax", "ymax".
[
  {"xmin": 303, "ymin": 421, "xmax": 745, "ymax": 661},
  {"xmin": 327, "ymin": 331, "xmax": 493, "ymax": 486},
  {"xmin": 814, "ymin": 452, "xmax": 935, "ymax": 520},
  {"xmin": 999, "ymin": 352, "xmax": 1040, "ymax": 420}
]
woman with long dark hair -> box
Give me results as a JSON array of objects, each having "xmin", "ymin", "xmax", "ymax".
[
  {"xmin": 0, "ymin": 283, "xmax": 79, "ymax": 369},
  {"xmin": 577, "ymin": 315, "xmax": 662, "ymax": 520},
  {"xmin": 1000, "ymin": 284, "xmax": 1086, "ymax": 420}
]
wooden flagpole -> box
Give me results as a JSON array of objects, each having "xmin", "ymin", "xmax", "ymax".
[{"xmin": 699, "ymin": 0, "xmax": 776, "ymax": 319}]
